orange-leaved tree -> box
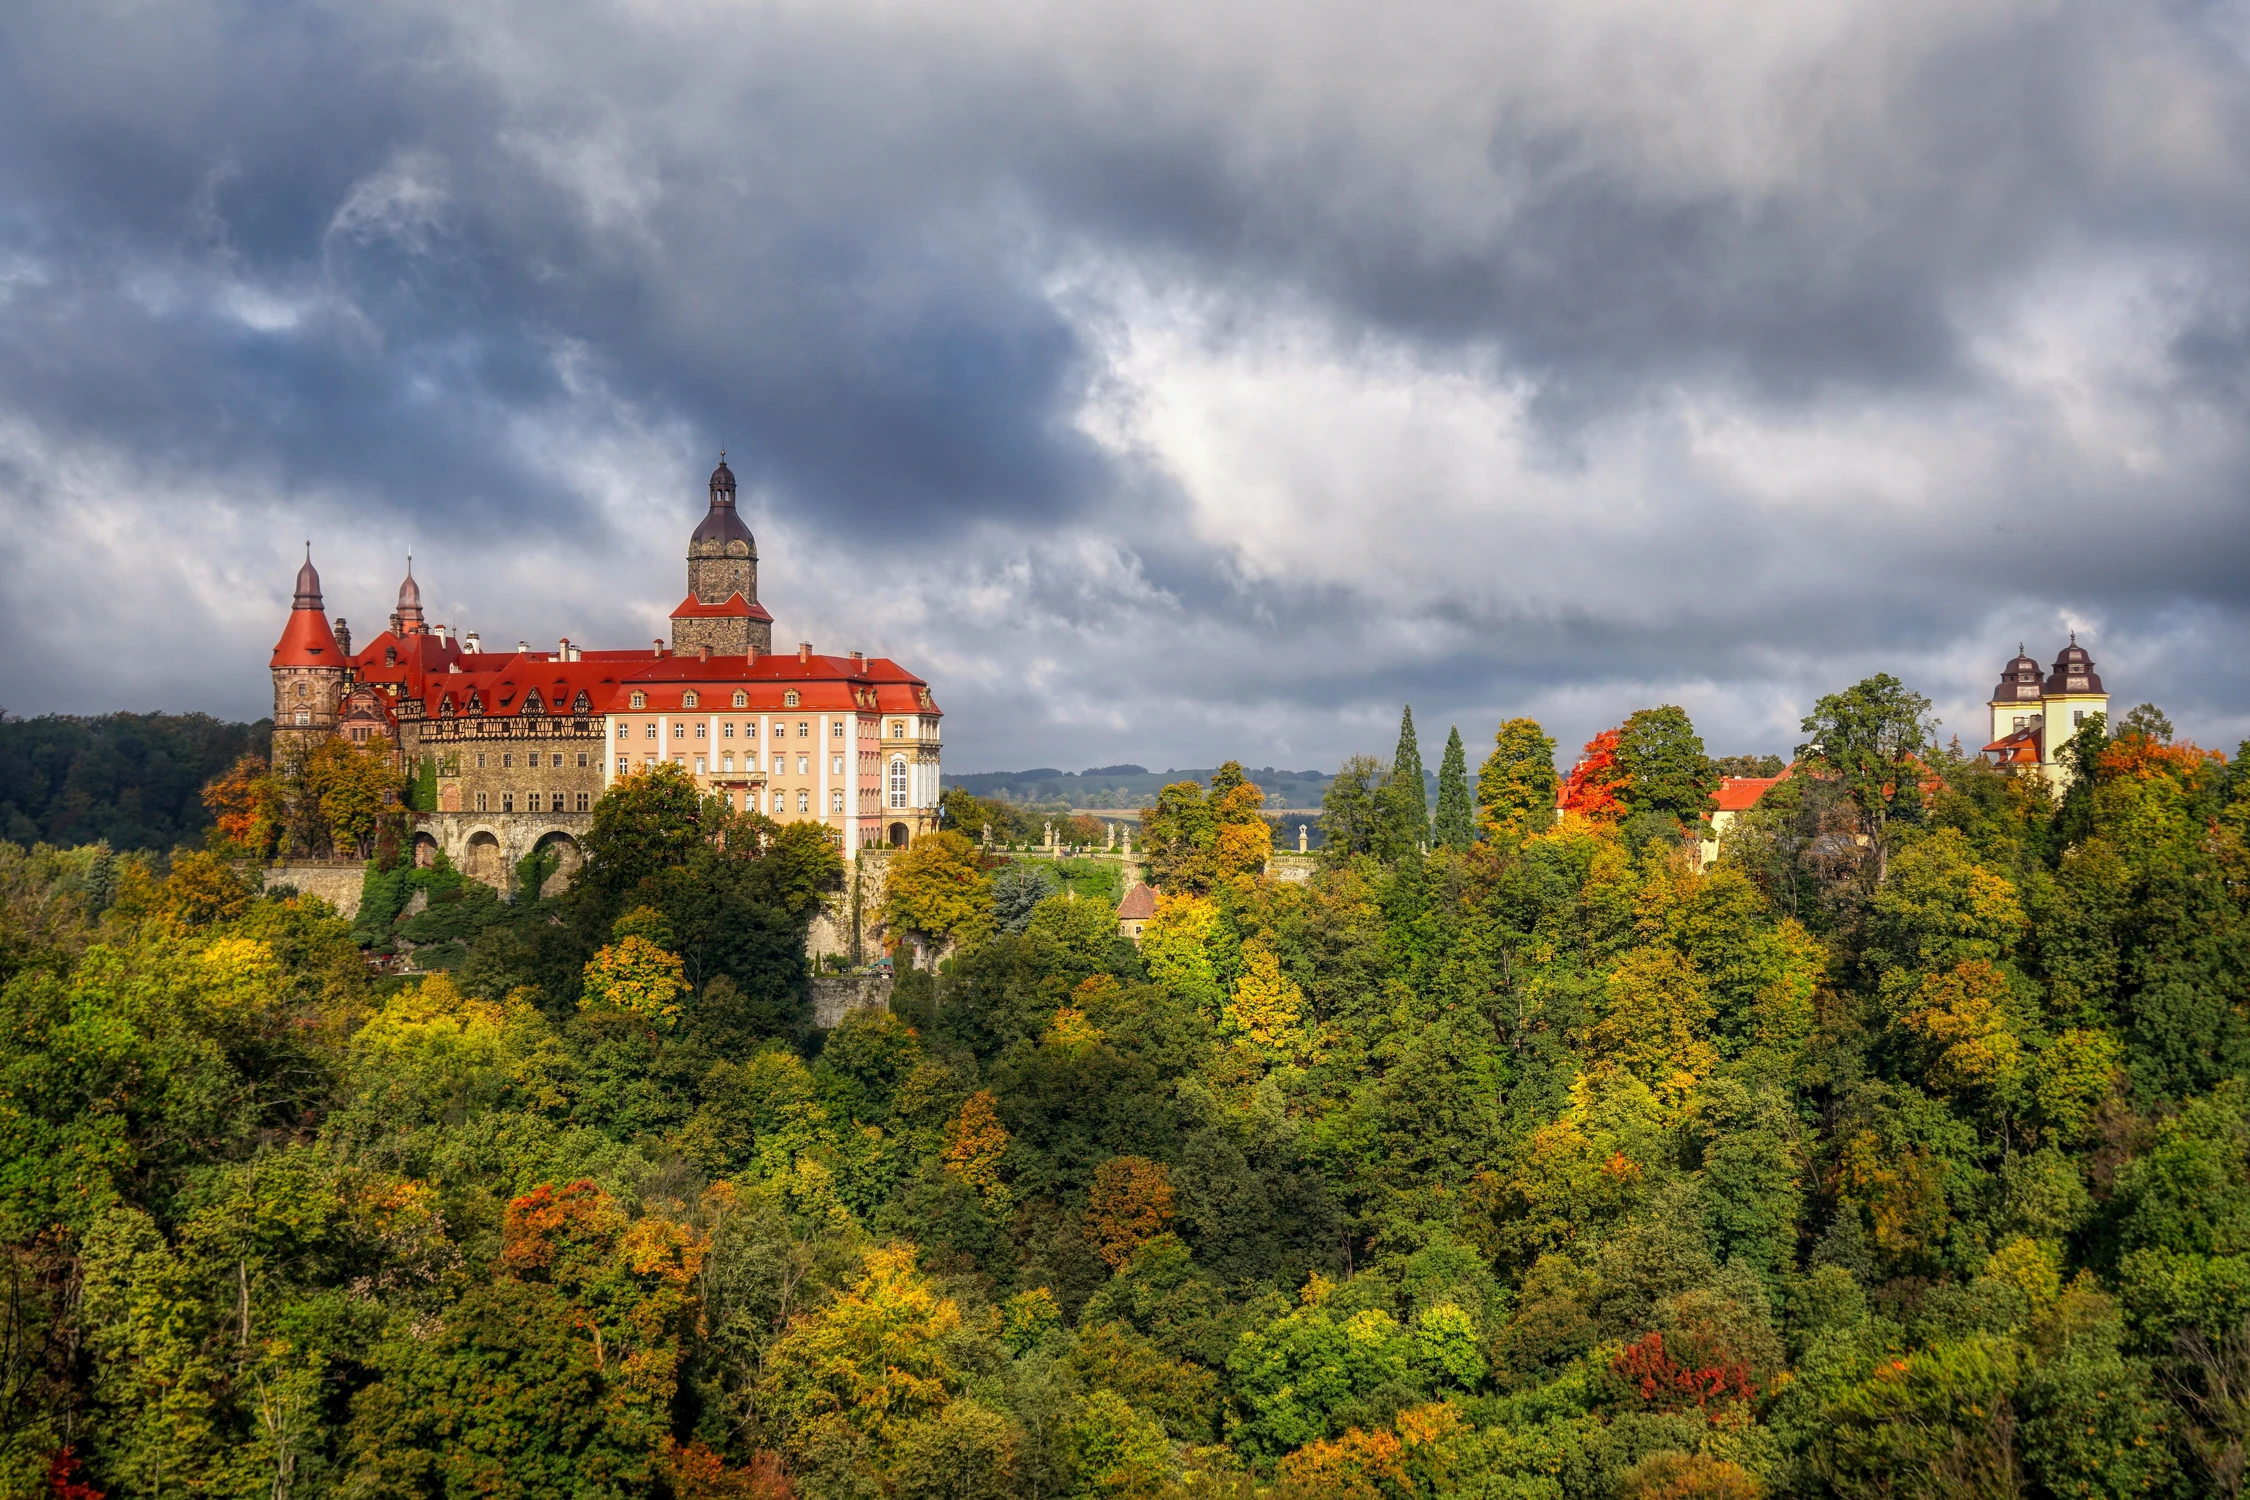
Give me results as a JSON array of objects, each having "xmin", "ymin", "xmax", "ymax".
[
  {"xmin": 942, "ymin": 1090, "xmax": 1012, "ymax": 1211},
  {"xmin": 202, "ymin": 753, "xmax": 284, "ymax": 857},
  {"xmin": 1558, "ymin": 727, "xmax": 1628, "ymax": 822},
  {"xmin": 1085, "ymin": 1156, "xmax": 1174, "ymax": 1268}
]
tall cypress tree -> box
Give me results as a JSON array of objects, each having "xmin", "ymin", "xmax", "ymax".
[
  {"xmin": 1379, "ymin": 705, "xmax": 1428, "ymax": 856},
  {"xmin": 1433, "ymin": 726, "xmax": 1474, "ymax": 848}
]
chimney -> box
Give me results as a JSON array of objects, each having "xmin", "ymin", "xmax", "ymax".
[
  {"xmin": 698, "ymin": 644, "xmax": 710, "ymax": 662},
  {"xmin": 798, "ymin": 641, "xmax": 811, "ymax": 664},
  {"xmin": 653, "ymin": 639, "xmax": 664, "ymax": 657},
  {"xmin": 432, "ymin": 623, "xmax": 448, "ymax": 645},
  {"xmin": 559, "ymin": 636, "xmax": 571, "ymax": 662},
  {"xmin": 517, "ymin": 640, "xmax": 529, "ymax": 656},
  {"xmin": 851, "ymin": 650, "xmax": 865, "ymax": 674},
  {"xmin": 334, "ymin": 618, "xmax": 352, "ymax": 655},
  {"xmin": 464, "ymin": 632, "xmax": 481, "ymax": 653}
]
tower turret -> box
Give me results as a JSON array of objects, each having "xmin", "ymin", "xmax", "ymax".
[
  {"xmin": 671, "ymin": 453, "xmax": 774, "ymax": 657},
  {"xmin": 271, "ymin": 544, "xmax": 347, "ymax": 758},
  {"xmin": 391, "ymin": 552, "xmax": 426, "ymax": 637},
  {"xmin": 2040, "ymin": 634, "xmax": 2109, "ymax": 764}
]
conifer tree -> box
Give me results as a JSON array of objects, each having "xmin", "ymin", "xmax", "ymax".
[
  {"xmin": 1434, "ymin": 726, "xmax": 1474, "ymax": 848},
  {"xmin": 1379, "ymin": 705, "xmax": 1428, "ymax": 856}
]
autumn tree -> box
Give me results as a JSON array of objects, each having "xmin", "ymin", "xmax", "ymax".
[
  {"xmin": 1141, "ymin": 763, "xmax": 1269, "ymax": 893},
  {"xmin": 202, "ymin": 754, "xmax": 283, "ymax": 857},
  {"xmin": 1559, "ymin": 727, "xmax": 1628, "ymax": 822},
  {"xmin": 1478, "ymin": 718, "xmax": 1559, "ymax": 841},
  {"xmin": 883, "ymin": 830, "xmax": 992, "ymax": 949},
  {"xmin": 1086, "ymin": 1157, "xmax": 1176, "ymax": 1268},
  {"xmin": 304, "ymin": 737, "xmax": 404, "ymax": 858}
]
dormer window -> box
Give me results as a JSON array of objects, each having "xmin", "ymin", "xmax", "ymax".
[
  {"xmin": 524, "ymin": 692, "xmax": 545, "ymax": 716},
  {"xmin": 684, "ymin": 691, "xmax": 700, "ymax": 708},
  {"xmin": 784, "ymin": 691, "xmax": 799, "ymax": 707},
  {"xmin": 439, "ymin": 696, "xmax": 455, "ymax": 716},
  {"xmin": 630, "ymin": 691, "xmax": 646, "ymax": 709},
  {"xmin": 573, "ymin": 691, "xmax": 592, "ymax": 713},
  {"xmin": 467, "ymin": 694, "xmax": 483, "ymax": 715},
  {"xmin": 732, "ymin": 690, "xmax": 748, "ymax": 708},
  {"xmin": 385, "ymin": 647, "xmax": 398, "ymax": 666}
]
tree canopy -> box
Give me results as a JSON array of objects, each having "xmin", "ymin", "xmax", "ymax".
[{"xmin": 9, "ymin": 680, "xmax": 2250, "ymax": 1499}]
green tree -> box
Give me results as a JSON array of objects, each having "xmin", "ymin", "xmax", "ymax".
[
  {"xmin": 1615, "ymin": 705, "xmax": 1718, "ymax": 843},
  {"xmin": 581, "ymin": 763, "xmax": 705, "ymax": 899},
  {"xmin": 1378, "ymin": 705, "xmax": 1429, "ymax": 858},
  {"xmin": 1476, "ymin": 718, "xmax": 1558, "ymax": 842},
  {"xmin": 1320, "ymin": 755, "xmax": 1385, "ymax": 863},
  {"xmin": 1798, "ymin": 673, "xmax": 1937, "ymax": 884},
  {"xmin": 1432, "ymin": 726, "xmax": 1473, "ymax": 849}
]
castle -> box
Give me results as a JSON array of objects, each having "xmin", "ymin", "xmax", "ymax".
[
  {"xmin": 1980, "ymin": 637, "xmax": 2110, "ymax": 783},
  {"xmin": 269, "ymin": 458, "xmax": 944, "ymax": 886}
]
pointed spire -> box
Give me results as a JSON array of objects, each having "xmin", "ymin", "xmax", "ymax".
[{"xmin": 292, "ymin": 544, "xmax": 324, "ymax": 611}]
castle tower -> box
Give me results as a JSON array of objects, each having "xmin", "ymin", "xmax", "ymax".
[
  {"xmin": 1987, "ymin": 645, "xmax": 2046, "ymax": 747},
  {"xmin": 2040, "ymin": 636, "xmax": 2108, "ymax": 765},
  {"xmin": 671, "ymin": 454, "xmax": 773, "ymax": 657},
  {"xmin": 270, "ymin": 545, "xmax": 347, "ymax": 760},
  {"xmin": 390, "ymin": 553, "xmax": 426, "ymax": 637}
]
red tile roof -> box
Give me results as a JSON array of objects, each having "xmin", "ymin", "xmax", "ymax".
[
  {"xmin": 271, "ymin": 606, "xmax": 343, "ymax": 668},
  {"xmin": 1714, "ymin": 772, "xmax": 1788, "ymax": 812},
  {"xmin": 1118, "ymin": 882, "xmax": 1156, "ymax": 920},
  {"xmin": 669, "ymin": 592, "xmax": 775, "ymax": 622}
]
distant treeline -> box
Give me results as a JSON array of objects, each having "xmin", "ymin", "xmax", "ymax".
[
  {"xmin": 949, "ymin": 764, "xmax": 1339, "ymax": 810},
  {"xmin": 0, "ymin": 711, "xmax": 269, "ymax": 851}
]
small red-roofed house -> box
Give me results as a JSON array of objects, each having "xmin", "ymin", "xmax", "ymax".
[
  {"xmin": 1118, "ymin": 882, "xmax": 1157, "ymax": 940},
  {"xmin": 1698, "ymin": 770, "xmax": 1790, "ymax": 870}
]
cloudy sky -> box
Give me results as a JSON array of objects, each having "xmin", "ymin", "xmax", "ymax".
[{"xmin": 4, "ymin": 0, "xmax": 2250, "ymax": 775}]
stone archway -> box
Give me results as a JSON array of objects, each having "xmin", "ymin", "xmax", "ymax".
[
  {"xmin": 412, "ymin": 832, "xmax": 440, "ymax": 869},
  {"xmin": 462, "ymin": 830, "xmax": 503, "ymax": 886},
  {"xmin": 888, "ymin": 822, "xmax": 909, "ymax": 848},
  {"xmin": 529, "ymin": 830, "xmax": 582, "ymax": 897}
]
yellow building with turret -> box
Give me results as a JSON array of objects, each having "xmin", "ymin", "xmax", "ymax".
[{"xmin": 1981, "ymin": 637, "xmax": 2110, "ymax": 787}]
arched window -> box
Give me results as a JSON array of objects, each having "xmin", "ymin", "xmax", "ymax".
[
  {"xmin": 630, "ymin": 691, "xmax": 646, "ymax": 709},
  {"xmin": 889, "ymin": 757, "xmax": 909, "ymax": 809},
  {"xmin": 732, "ymin": 690, "xmax": 747, "ymax": 708},
  {"xmin": 683, "ymin": 691, "xmax": 699, "ymax": 708},
  {"xmin": 784, "ymin": 690, "xmax": 799, "ymax": 707}
]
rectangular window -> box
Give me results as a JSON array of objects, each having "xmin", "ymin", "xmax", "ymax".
[
  {"xmin": 502, "ymin": 752, "xmax": 513, "ymax": 768},
  {"xmin": 577, "ymin": 792, "xmax": 590, "ymax": 812},
  {"xmin": 618, "ymin": 722, "xmax": 630, "ymax": 739},
  {"xmin": 646, "ymin": 724, "xmax": 657, "ymax": 738},
  {"xmin": 674, "ymin": 723, "xmax": 685, "ymax": 738},
  {"xmin": 695, "ymin": 724, "xmax": 706, "ymax": 739},
  {"xmin": 832, "ymin": 721, "xmax": 843, "ymax": 738},
  {"xmin": 722, "ymin": 753, "xmax": 734, "ymax": 772},
  {"xmin": 476, "ymin": 792, "xmax": 488, "ymax": 811},
  {"xmin": 476, "ymin": 753, "xmax": 486, "ymax": 768},
  {"xmin": 502, "ymin": 793, "xmax": 514, "ymax": 812},
  {"xmin": 695, "ymin": 756, "xmax": 707, "ymax": 775},
  {"xmin": 2074, "ymin": 710, "xmax": 2086, "ymax": 726},
  {"xmin": 747, "ymin": 723, "xmax": 758, "ymax": 738},
  {"xmin": 832, "ymin": 755, "xmax": 844, "ymax": 776},
  {"xmin": 577, "ymin": 752, "xmax": 588, "ymax": 768},
  {"xmin": 723, "ymin": 723, "xmax": 735, "ymax": 738},
  {"xmin": 798, "ymin": 722, "xmax": 809, "ymax": 737},
  {"xmin": 617, "ymin": 757, "xmax": 629, "ymax": 774},
  {"xmin": 831, "ymin": 789, "xmax": 844, "ymax": 813},
  {"xmin": 797, "ymin": 790, "xmax": 810, "ymax": 812},
  {"xmin": 553, "ymin": 753, "xmax": 564, "ymax": 767},
  {"xmin": 798, "ymin": 756, "xmax": 809, "ymax": 775}
]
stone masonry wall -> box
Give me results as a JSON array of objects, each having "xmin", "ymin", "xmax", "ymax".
[{"xmin": 265, "ymin": 862, "xmax": 367, "ymax": 919}]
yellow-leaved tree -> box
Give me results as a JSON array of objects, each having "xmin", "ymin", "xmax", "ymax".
[
  {"xmin": 882, "ymin": 830, "xmax": 993, "ymax": 951},
  {"xmin": 582, "ymin": 934, "xmax": 690, "ymax": 1026},
  {"xmin": 1223, "ymin": 939, "xmax": 1309, "ymax": 1057},
  {"xmin": 942, "ymin": 1090, "xmax": 1012, "ymax": 1211}
]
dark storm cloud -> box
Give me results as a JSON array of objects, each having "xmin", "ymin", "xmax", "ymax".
[{"xmin": 2, "ymin": 0, "xmax": 2249, "ymax": 771}]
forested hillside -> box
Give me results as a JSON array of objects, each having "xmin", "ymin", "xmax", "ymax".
[
  {"xmin": 0, "ymin": 712, "xmax": 268, "ymax": 851},
  {"xmin": 6, "ymin": 678, "xmax": 2250, "ymax": 1499}
]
